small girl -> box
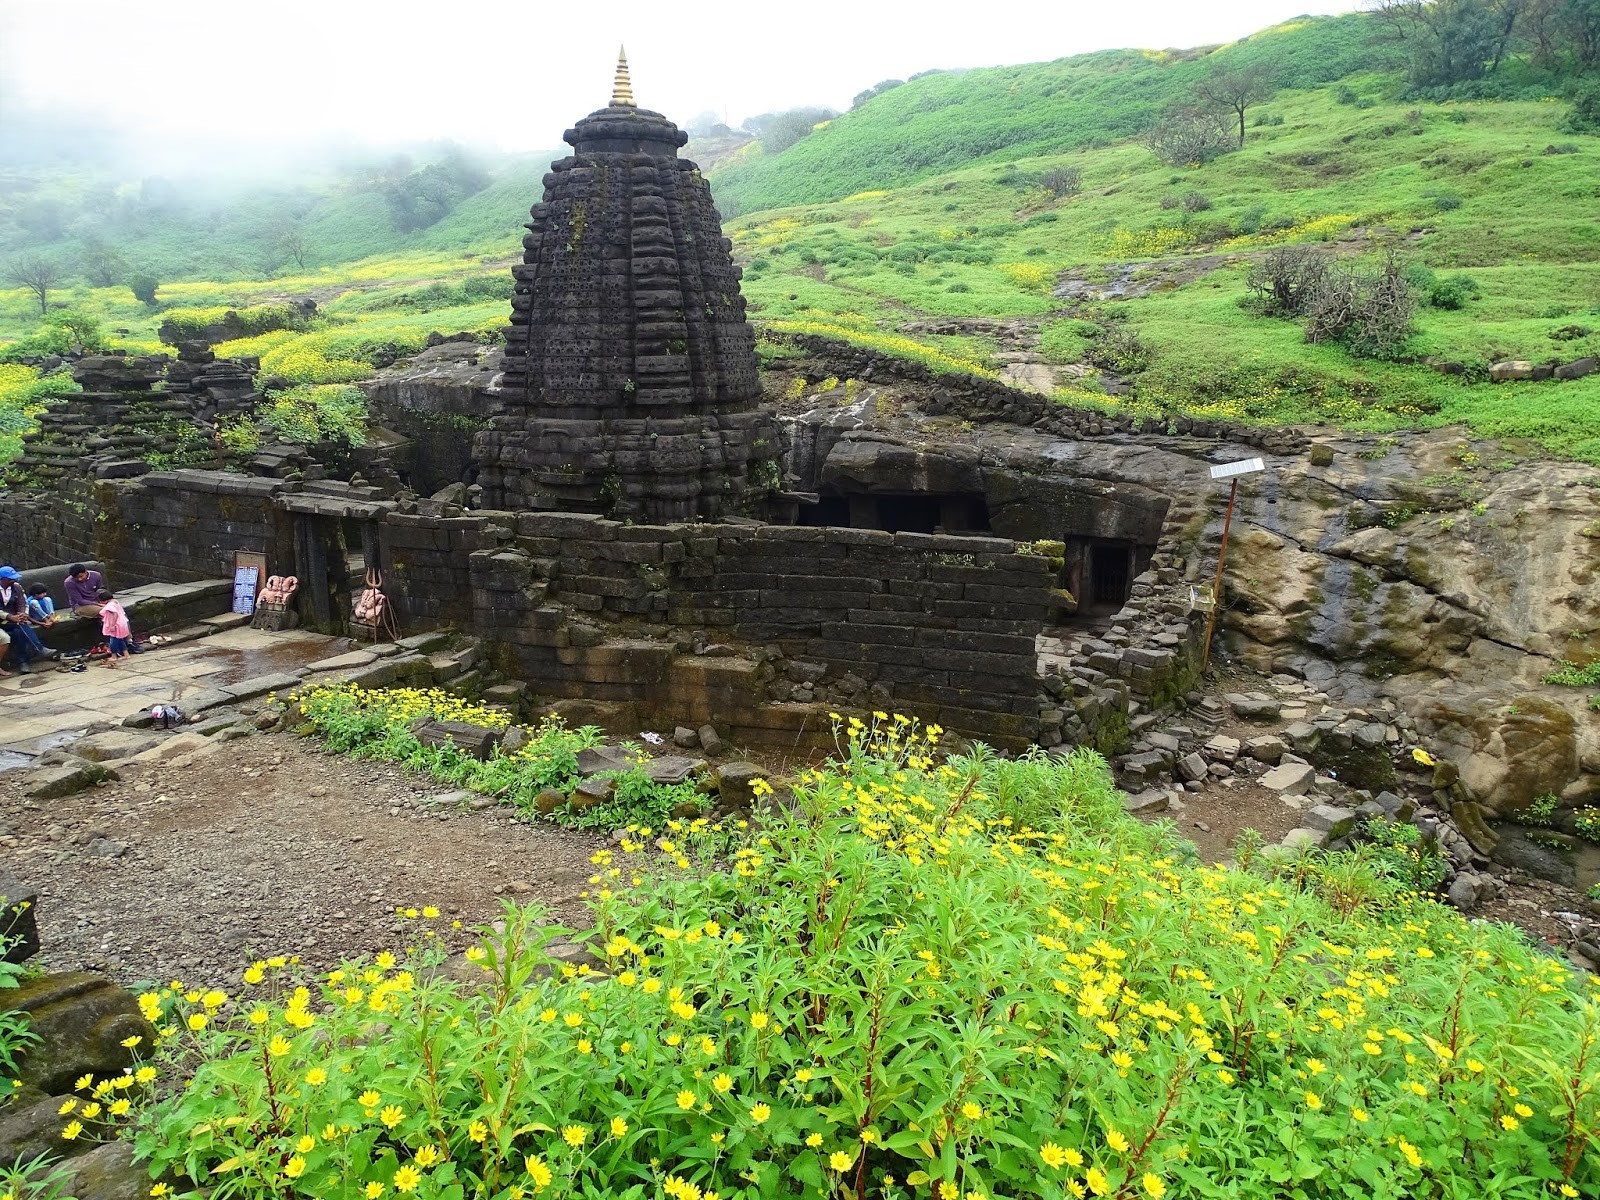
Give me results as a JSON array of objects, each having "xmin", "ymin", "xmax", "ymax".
[{"xmin": 97, "ymin": 587, "xmax": 131, "ymax": 667}]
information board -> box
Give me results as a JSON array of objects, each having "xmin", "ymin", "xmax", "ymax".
[{"xmin": 232, "ymin": 550, "xmax": 268, "ymax": 615}]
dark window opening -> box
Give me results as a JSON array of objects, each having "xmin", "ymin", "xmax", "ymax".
[
  {"xmin": 1090, "ymin": 543, "xmax": 1132, "ymax": 609},
  {"xmin": 801, "ymin": 494, "xmax": 851, "ymax": 527}
]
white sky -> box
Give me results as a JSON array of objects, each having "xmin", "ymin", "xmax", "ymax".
[{"xmin": 0, "ymin": 0, "xmax": 1365, "ymax": 171}]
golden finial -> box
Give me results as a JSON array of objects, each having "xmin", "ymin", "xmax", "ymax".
[{"xmin": 612, "ymin": 47, "xmax": 635, "ymax": 107}]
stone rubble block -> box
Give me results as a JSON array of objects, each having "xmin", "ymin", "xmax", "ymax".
[
  {"xmin": 1246, "ymin": 735, "xmax": 1288, "ymax": 765},
  {"xmin": 1122, "ymin": 790, "xmax": 1170, "ymax": 815},
  {"xmin": 1304, "ymin": 804, "xmax": 1358, "ymax": 838},
  {"xmin": 24, "ymin": 760, "xmax": 119, "ymax": 800},
  {"xmin": 1282, "ymin": 721, "xmax": 1320, "ymax": 753},
  {"xmin": 1176, "ymin": 752, "xmax": 1210, "ymax": 783},
  {"xmin": 1202, "ymin": 734, "xmax": 1241, "ymax": 764},
  {"xmin": 1225, "ymin": 693, "xmax": 1282, "ymax": 722},
  {"xmin": 1279, "ymin": 827, "xmax": 1326, "ymax": 850},
  {"xmin": 1260, "ymin": 762, "xmax": 1316, "ymax": 796}
]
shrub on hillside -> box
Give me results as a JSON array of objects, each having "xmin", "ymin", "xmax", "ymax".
[
  {"xmin": 1564, "ymin": 78, "xmax": 1600, "ymax": 132},
  {"xmin": 1408, "ymin": 266, "xmax": 1481, "ymax": 310},
  {"xmin": 1038, "ymin": 165, "xmax": 1083, "ymax": 198},
  {"xmin": 1087, "ymin": 324, "xmax": 1151, "ymax": 373},
  {"xmin": 1304, "ymin": 250, "xmax": 1417, "ymax": 360},
  {"xmin": 112, "ymin": 716, "xmax": 1600, "ymax": 1200},
  {"xmin": 126, "ymin": 273, "xmax": 159, "ymax": 306},
  {"xmin": 1245, "ymin": 245, "xmax": 1333, "ymax": 317},
  {"xmin": 1247, "ymin": 246, "xmax": 1416, "ymax": 359},
  {"xmin": 1143, "ymin": 107, "xmax": 1236, "ymax": 167}
]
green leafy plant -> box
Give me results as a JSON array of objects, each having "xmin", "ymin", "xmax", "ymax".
[
  {"xmin": 1357, "ymin": 817, "xmax": 1448, "ymax": 892},
  {"xmin": 291, "ymin": 683, "xmax": 695, "ymax": 829},
  {"xmin": 262, "ymin": 384, "xmax": 369, "ymax": 446},
  {"xmin": 0, "ymin": 900, "xmax": 37, "ymax": 1077},
  {"xmin": 1516, "ymin": 793, "xmax": 1559, "ymax": 828},
  {"xmin": 1545, "ymin": 660, "xmax": 1600, "ymax": 687},
  {"xmin": 0, "ymin": 1155, "xmax": 77, "ymax": 1200},
  {"xmin": 1573, "ymin": 807, "xmax": 1600, "ymax": 844}
]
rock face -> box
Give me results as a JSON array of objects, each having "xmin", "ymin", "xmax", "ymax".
[
  {"xmin": 1217, "ymin": 428, "xmax": 1600, "ymax": 818},
  {"xmin": 7, "ymin": 973, "xmax": 155, "ymax": 1096},
  {"xmin": 475, "ymin": 56, "xmax": 781, "ymax": 522}
]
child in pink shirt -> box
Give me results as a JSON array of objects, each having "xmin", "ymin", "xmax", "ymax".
[{"xmin": 98, "ymin": 587, "xmax": 131, "ymax": 667}]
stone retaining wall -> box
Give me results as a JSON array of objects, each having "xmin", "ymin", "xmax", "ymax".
[
  {"xmin": 770, "ymin": 333, "xmax": 1309, "ymax": 457},
  {"xmin": 463, "ymin": 513, "xmax": 1054, "ymax": 745},
  {"xmin": 0, "ymin": 472, "xmax": 287, "ymax": 587}
]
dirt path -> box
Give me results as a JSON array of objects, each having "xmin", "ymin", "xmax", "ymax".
[{"xmin": 0, "ymin": 734, "xmax": 605, "ymax": 989}]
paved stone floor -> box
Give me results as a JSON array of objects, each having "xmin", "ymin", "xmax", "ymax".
[{"xmin": 0, "ymin": 625, "xmax": 345, "ymax": 764}]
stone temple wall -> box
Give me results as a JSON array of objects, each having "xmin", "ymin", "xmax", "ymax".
[
  {"xmin": 463, "ymin": 514, "xmax": 1054, "ymax": 745},
  {"xmin": 0, "ymin": 471, "xmax": 287, "ymax": 585}
]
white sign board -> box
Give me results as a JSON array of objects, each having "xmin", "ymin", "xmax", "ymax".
[{"xmin": 1209, "ymin": 457, "xmax": 1265, "ymax": 481}]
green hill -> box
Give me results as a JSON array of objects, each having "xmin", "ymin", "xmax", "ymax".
[
  {"xmin": 6, "ymin": 7, "xmax": 1600, "ymax": 463},
  {"xmin": 716, "ymin": 15, "xmax": 1600, "ymax": 461},
  {"xmin": 711, "ymin": 14, "xmax": 1386, "ymax": 216}
]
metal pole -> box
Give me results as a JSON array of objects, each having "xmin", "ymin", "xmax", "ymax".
[{"xmin": 1201, "ymin": 477, "xmax": 1238, "ymax": 674}]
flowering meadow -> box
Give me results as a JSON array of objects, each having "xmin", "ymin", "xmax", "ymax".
[{"xmin": 48, "ymin": 714, "xmax": 1600, "ymax": 1199}]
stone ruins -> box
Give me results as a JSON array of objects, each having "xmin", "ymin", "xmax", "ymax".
[{"xmin": 2, "ymin": 58, "xmax": 1596, "ymax": 834}]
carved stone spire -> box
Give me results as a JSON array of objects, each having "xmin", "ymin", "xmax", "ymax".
[
  {"xmin": 475, "ymin": 57, "xmax": 782, "ymax": 523},
  {"xmin": 611, "ymin": 47, "xmax": 635, "ymax": 108}
]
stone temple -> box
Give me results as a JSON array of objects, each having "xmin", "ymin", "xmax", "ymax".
[
  {"xmin": 0, "ymin": 55, "xmax": 1336, "ymax": 763},
  {"xmin": 476, "ymin": 52, "xmax": 782, "ymax": 522}
]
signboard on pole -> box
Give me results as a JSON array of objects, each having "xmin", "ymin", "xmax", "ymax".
[{"xmin": 1208, "ymin": 457, "xmax": 1265, "ymax": 480}]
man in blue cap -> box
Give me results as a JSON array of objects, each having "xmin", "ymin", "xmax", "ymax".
[{"xmin": 0, "ymin": 566, "xmax": 49, "ymax": 674}]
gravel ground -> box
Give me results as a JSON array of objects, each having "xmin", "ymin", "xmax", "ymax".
[{"xmin": 0, "ymin": 732, "xmax": 607, "ymax": 989}]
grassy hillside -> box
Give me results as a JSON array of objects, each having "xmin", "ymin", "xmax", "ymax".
[
  {"xmin": 710, "ymin": 14, "xmax": 1387, "ymax": 215},
  {"xmin": 725, "ymin": 48, "xmax": 1600, "ymax": 460},
  {"xmin": 5, "ymin": 10, "xmax": 1600, "ymax": 464}
]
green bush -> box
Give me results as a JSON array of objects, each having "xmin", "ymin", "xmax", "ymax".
[
  {"xmin": 162, "ymin": 304, "xmax": 301, "ymax": 339},
  {"xmin": 113, "ymin": 715, "xmax": 1600, "ymax": 1200},
  {"xmin": 0, "ymin": 362, "xmax": 76, "ymax": 463},
  {"xmin": 1544, "ymin": 660, "xmax": 1600, "ymax": 687},
  {"xmin": 0, "ymin": 896, "xmax": 36, "ymax": 1076},
  {"xmin": 262, "ymin": 384, "xmax": 369, "ymax": 445}
]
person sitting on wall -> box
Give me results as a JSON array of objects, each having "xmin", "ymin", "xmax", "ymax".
[
  {"xmin": 64, "ymin": 564, "xmax": 105, "ymax": 618},
  {"xmin": 26, "ymin": 584, "xmax": 57, "ymax": 626},
  {"xmin": 0, "ymin": 566, "xmax": 49, "ymax": 674}
]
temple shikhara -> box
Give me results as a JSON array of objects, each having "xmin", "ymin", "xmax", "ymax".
[{"xmin": 478, "ymin": 51, "xmax": 782, "ymax": 521}]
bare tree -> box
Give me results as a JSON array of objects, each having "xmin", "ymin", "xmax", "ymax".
[
  {"xmin": 7, "ymin": 252, "xmax": 62, "ymax": 316},
  {"xmin": 277, "ymin": 226, "xmax": 313, "ymax": 271},
  {"xmin": 1364, "ymin": 0, "xmax": 1428, "ymax": 42},
  {"xmin": 1196, "ymin": 60, "xmax": 1277, "ymax": 147}
]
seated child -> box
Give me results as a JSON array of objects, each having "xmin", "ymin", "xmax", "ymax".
[
  {"xmin": 98, "ymin": 587, "xmax": 132, "ymax": 667},
  {"xmin": 26, "ymin": 584, "xmax": 56, "ymax": 626}
]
